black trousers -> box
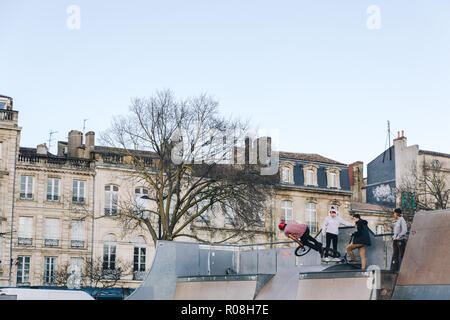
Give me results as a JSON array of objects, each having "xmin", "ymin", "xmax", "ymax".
[
  {"xmin": 391, "ymin": 239, "xmax": 406, "ymax": 271},
  {"xmin": 325, "ymin": 233, "xmax": 338, "ymax": 257},
  {"xmin": 300, "ymin": 227, "xmax": 322, "ymax": 252}
]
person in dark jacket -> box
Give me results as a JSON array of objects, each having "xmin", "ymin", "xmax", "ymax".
[{"xmin": 345, "ymin": 214, "xmax": 371, "ymax": 269}]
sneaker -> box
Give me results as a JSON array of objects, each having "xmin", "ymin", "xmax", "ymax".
[
  {"xmin": 347, "ymin": 260, "xmax": 359, "ymax": 264},
  {"xmin": 332, "ymin": 257, "xmax": 342, "ymax": 262},
  {"xmin": 323, "ymin": 257, "xmax": 331, "ymax": 262}
]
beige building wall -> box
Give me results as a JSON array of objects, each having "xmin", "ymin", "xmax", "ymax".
[
  {"xmin": 274, "ymin": 187, "xmax": 352, "ymax": 244},
  {"xmin": 0, "ymin": 96, "xmax": 21, "ymax": 286},
  {"xmin": 11, "ymin": 160, "xmax": 94, "ymax": 287}
]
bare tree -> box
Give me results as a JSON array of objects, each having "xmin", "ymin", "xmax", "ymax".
[
  {"xmin": 101, "ymin": 90, "xmax": 277, "ymax": 247},
  {"xmin": 397, "ymin": 158, "xmax": 449, "ymax": 219},
  {"xmin": 82, "ymin": 257, "xmax": 132, "ymax": 299}
]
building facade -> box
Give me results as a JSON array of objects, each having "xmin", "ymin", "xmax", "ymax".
[
  {"xmin": 1, "ymin": 96, "xmax": 354, "ymax": 291},
  {"xmin": 274, "ymin": 152, "xmax": 353, "ymax": 242}
]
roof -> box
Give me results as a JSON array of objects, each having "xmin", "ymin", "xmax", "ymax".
[
  {"xmin": 94, "ymin": 146, "xmax": 158, "ymax": 158},
  {"xmin": 19, "ymin": 147, "xmax": 55, "ymax": 157},
  {"xmin": 279, "ymin": 151, "xmax": 346, "ymax": 166},
  {"xmin": 419, "ymin": 150, "xmax": 450, "ymax": 159},
  {"xmin": 350, "ymin": 202, "xmax": 392, "ymax": 214}
]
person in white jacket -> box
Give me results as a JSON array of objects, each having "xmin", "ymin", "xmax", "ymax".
[{"xmin": 321, "ymin": 209, "xmax": 354, "ymax": 261}]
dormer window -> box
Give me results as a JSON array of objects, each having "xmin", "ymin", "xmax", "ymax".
[
  {"xmin": 329, "ymin": 172, "xmax": 337, "ymax": 188},
  {"xmin": 306, "ymin": 169, "xmax": 314, "ymax": 185},
  {"xmin": 282, "ymin": 167, "xmax": 290, "ymax": 183},
  {"xmin": 280, "ymin": 161, "xmax": 295, "ymax": 184},
  {"xmin": 326, "ymin": 167, "xmax": 341, "ymax": 189},
  {"xmin": 303, "ymin": 164, "xmax": 319, "ymax": 187}
]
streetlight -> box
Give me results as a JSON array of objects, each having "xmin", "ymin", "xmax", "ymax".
[{"xmin": 140, "ymin": 195, "xmax": 161, "ymax": 240}]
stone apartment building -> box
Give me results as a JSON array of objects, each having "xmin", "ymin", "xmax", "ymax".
[
  {"xmin": 274, "ymin": 152, "xmax": 353, "ymax": 242},
  {"xmin": 1, "ymin": 95, "xmax": 354, "ymax": 291}
]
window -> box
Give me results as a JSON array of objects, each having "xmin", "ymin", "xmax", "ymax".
[
  {"xmin": 329, "ymin": 172, "xmax": 337, "ymax": 188},
  {"xmin": 104, "ymin": 185, "xmax": 119, "ymax": 215},
  {"xmin": 71, "ymin": 220, "xmax": 85, "ymax": 248},
  {"xmin": 46, "ymin": 178, "xmax": 60, "ymax": 201},
  {"xmin": 16, "ymin": 256, "xmax": 31, "ymax": 284},
  {"xmin": 133, "ymin": 236, "xmax": 146, "ymax": 280},
  {"xmin": 326, "ymin": 167, "xmax": 341, "ymax": 189},
  {"xmin": 44, "ymin": 257, "xmax": 57, "ymax": 284},
  {"xmin": 18, "ymin": 217, "xmax": 33, "ymax": 245},
  {"xmin": 306, "ymin": 169, "xmax": 314, "ymax": 186},
  {"xmin": 306, "ymin": 203, "xmax": 317, "ymax": 233},
  {"xmin": 45, "ymin": 218, "xmax": 59, "ymax": 246},
  {"xmin": 134, "ymin": 188, "xmax": 149, "ymax": 216},
  {"xmin": 20, "ymin": 176, "xmax": 33, "ymax": 200},
  {"xmin": 281, "ymin": 167, "xmax": 290, "ymax": 183},
  {"xmin": 103, "ymin": 234, "xmax": 116, "ymax": 271},
  {"xmin": 195, "ymin": 200, "xmax": 212, "ymax": 223},
  {"xmin": 224, "ymin": 205, "xmax": 237, "ymax": 225},
  {"xmin": 73, "ymin": 180, "xmax": 85, "ymax": 203},
  {"xmin": 0, "ymin": 102, "xmax": 5, "ymax": 109},
  {"xmin": 431, "ymin": 159, "xmax": 441, "ymax": 169},
  {"xmin": 0, "ymin": 141, "xmax": 2, "ymax": 160},
  {"xmin": 281, "ymin": 200, "xmax": 293, "ymax": 223}
]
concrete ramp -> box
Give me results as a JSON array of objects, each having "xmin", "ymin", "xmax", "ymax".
[
  {"xmin": 297, "ymin": 271, "xmax": 376, "ymax": 300},
  {"xmin": 392, "ymin": 209, "xmax": 450, "ymax": 299},
  {"xmin": 254, "ymin": 266, "xmax": 326, "ymax": 300},
  {"xmin": 174, "ymin": 275, "xmax": 272, "ymax": 300}
]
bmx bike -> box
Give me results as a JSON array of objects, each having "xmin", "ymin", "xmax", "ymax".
[{"xmin": 292, "ymin": 237, "xmax": 341, "ymax": 258}]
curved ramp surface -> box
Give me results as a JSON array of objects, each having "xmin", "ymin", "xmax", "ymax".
[
  {"xmin": 254, "ymin": 266, "xmax": 326, "ymax": 300},
  {"xmin": 174, "ymin": 276, "xmax": 258, "ymax": 300},
  {"xmin": 392, "ymin": 209, "xmax": 450, "ymax": 299}
]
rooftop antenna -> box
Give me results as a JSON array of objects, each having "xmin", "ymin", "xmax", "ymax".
[
  {"xmin": 83, "ymin": 119, "xmax": 88, "ymax": 136},
  {"xmin": 48, "ymin": 130, "xmax": 58, "ymax": 152},
  {"xmin": 382, "ymin": 120, "xmax": 392, "ymax": 162}
]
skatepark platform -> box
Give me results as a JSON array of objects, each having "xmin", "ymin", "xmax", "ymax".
[
  {"xmin": 128, "ymin": 225, "xmax": 395, "ymax": 300},
  {"xmin": 127, "ymin": 210, "xmax": 450, "ymax": 300},
  {"xmin": 392, "ymin": 209, "xmax": 450, "ymax": 299}
]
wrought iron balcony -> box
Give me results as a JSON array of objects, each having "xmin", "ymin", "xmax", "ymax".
[
  {"xmin": 71, "ymin": 240, "xmax": 85, "ymax": 248},
  {"xmin": 44, "ymin": 239, "xmax": 59, "ymax": 247}
]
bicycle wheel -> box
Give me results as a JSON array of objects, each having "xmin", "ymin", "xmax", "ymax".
[{"xmin": 295, "ymin": 245, "xmax": 311, "ymax": 257}]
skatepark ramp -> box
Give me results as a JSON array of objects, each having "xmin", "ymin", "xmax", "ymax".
[
  {"xmin": 127, "ymin": 226, "xmax": 393, "ymax": 300},
  {"xmin": 392, "ymin": 209, "xmax": 450, "ymax": 299}
]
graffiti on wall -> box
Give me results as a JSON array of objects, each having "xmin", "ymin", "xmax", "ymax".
[{"xmin": 372, "ymin": 184, "xmax": 396, "ymax": 205}]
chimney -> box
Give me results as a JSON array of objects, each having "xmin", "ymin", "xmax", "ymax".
[
  {"xmin": 84, "ymin": 131, "xmax": 95, "ymax": 158},
  {"xmin": 393, "ymin": 130, "xmax": 407, "ymax": 149},
  {"xmin": 256, "ymin": 136, "xmax": 272, "ymax": 165},
  {"xmin": 68, "ymin": 130, "xmax": 83, "ymax": 158},
  {"xmin": 36, "ymin": 143, "xmax": 48, "ymax": 155}
]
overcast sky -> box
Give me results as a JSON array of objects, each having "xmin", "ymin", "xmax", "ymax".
[{"xmin": 1, "ymin": 0, "xmax": 449, "ymax": 175}]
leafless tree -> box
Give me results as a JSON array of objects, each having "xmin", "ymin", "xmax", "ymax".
[
  {"xmin": 397, "ymin": 158, "xmax": 449, "ymax": 219},
  {"xmin": 101, "ymin": 90, "xmax": 277, "ymax": 247},
  {"xmin": 82, "ymin": 257, "xmax": 132, "ymax": 299}
]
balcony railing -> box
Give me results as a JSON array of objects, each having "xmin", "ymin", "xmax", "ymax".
[
  {"xmin": 18, "ymin": 153, "xmax": 93, "ymax": 169},
  {"xmin": 71, "ymin": 240, "xmax": 85, "ymax": 248},
  {"xmin": 0, "ymin": 109, "xmax": 18, "ymax": 122},
  {"xmin": 18, "ymin": 237, "xmax": 32, "ymax": 246},
  {"xmin": 44, "ymin": 239, "xmax": 59, "ymax": 247}
]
